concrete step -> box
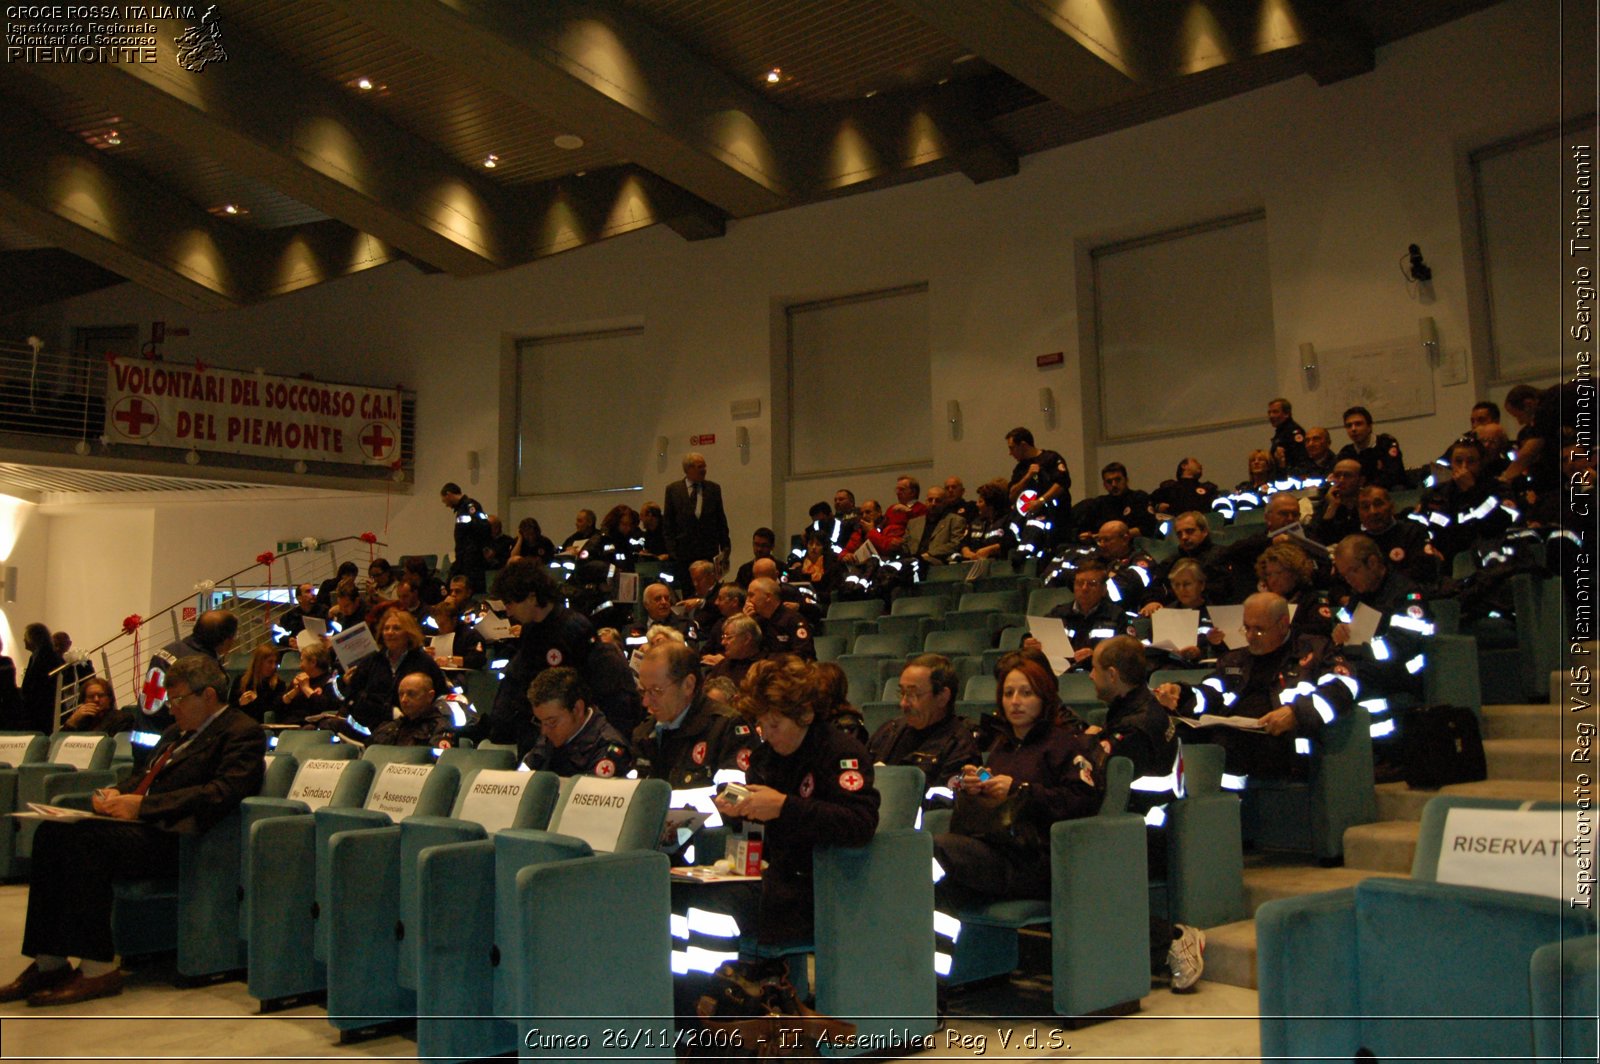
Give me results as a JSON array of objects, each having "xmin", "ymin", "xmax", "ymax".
[
  {"xmin": 1375, "ymin": 782, "xmax": 1434, "ymax": 821},
  {"xmin": 1240, "ymin": 863, "xmax": 1397, "ymax": 915},
  {"xmin": 1481, "ymin": 703, "xmax": 1563, "ymax": 741},
  {"xmin": 1484, "ymin": 737, "xmax": 1563, "ymax": 780},
  {"xmin": 1343, "ymin": 820, "xmax": 1420, "ymax": 874},
  {"xmin": 1198, "ymin": 919, "xmax": 1256, "ymax": 990},
  {"xmin": 1376, "ymin": 777, "xmax": 1568, "ymax": 821}
]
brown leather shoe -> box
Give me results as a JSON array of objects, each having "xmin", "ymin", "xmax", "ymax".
[
  {"xmin": 0, "ymin": 962, "xmax": 75, "ymax": 1004},
  {"xmin": 26, "ymin": 968, "xmax": 124, "ymax": 1007}
]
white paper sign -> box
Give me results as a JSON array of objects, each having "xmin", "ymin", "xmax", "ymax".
[
  {"xmin": 0, "ymin": 735, "xmax": 36, "ymax": 766},
  {"xmin": 553, "ymin": 776, "xmax": 638, "ymax": 853},
  {"xmin": 1208, "ymin": 605, "xmax": 1247, "ymax": 650},
  {"xmin": 330, "ymin": 623, "xmax": 380, "ymax": 670},
  {"xmin": 56, "ymin": 735, "xmax": 104, "ymax": 769},
  {"xmin": 364, "ymin": 762, "xmax": 434, "ymax": 818},
  {"xmin": 288, "ymin": 758, "xmax": 354, "ymax": 811},
  {"xmin": 1347, "ymin": 603, "xmax": 1385, "ymax": 646},
  {"xmin": 1434, "ymin": 808, "xmax": 1578, "ymax": 900},
  {"xmin": 295, "ymin": 617, "xmax": 327, "ymax": 652},
  {"xmin": 1026, "ymin": 615, "xmax": 1076, "ymax": 675},
  {"xmin": 1151, "ymin": 608, "xmax": 1200, "ymax": 652},
  {"xmin": 616, "ymin": 571, "xmax": 639, "ymax": 606},
  {"xmin": 456, "ymin": 769, "xmax": 533, "ymax": 833},
  {"xmin": 430, "ymin": 631, "xmax": 456, "ymax": 660}
]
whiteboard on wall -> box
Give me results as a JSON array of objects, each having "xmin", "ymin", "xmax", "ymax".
[
  {"xmin": 1094, "ymin": 212, "xmax": 1275, "ymax": 441},
  {"xmin": 1315, "ymin": 338, "xmax": 1436, "ymax": 425}
]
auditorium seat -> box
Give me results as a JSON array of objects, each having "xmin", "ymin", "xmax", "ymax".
[
  {"xmin": 1257, "ymin": 796, "xmax": 1596, "ymax": 1062},
  {"xmin": 940, "ymin": 757, "xmax": 1150, "ymax": 1019},
  {"xmin": 412, "ymin": 776, "xmax": 671, "ymax": 1062},
  {"xmin": 0, "ymin": 732, "xmax": 51, "ymax": 879},
  {"xmin": 324, "ymin": 766, "xmax": 560, "ymax": 1037},
  {"xmin": 8, "ymin": 733, "xmax": 117, "ymax": 876}
]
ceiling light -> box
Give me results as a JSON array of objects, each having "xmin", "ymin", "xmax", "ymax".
[
  {"xmin": 223, "ymin": 204, "xmax": 238, "ymax": 214},
  {"xmin": 863, "ymin": 89, "xmax": 878, "ymax": 98},
  {"xmin": 954, "ymin": 53, "xmax": 977, "ymax": 64},
  {"xmin": 483, "ymin": 153, "xmax": 499, "ymax": 168},
  {"xmin": 356, "ymin": 76, "xmax": 373, "ymax": 91},
  {"xmin": 553, "ymin": 133, "xmax": 584, "ymax": 150},
  {"xmin": 765, "ymin": 67, "xmax": 781, "ymax": 84},
  {"xmin": 575, "ymin": 170, "xmax": 587, "ymax": 177},
  {"xmin": 208, "ymin": 204, "xmax": 249, "ymax": 218},
  {"xmin": 105, "ymin": 129, "xmax": 121, "ymax": 146}
]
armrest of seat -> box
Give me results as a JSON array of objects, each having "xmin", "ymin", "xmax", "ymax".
[
  {"xmin": 47, "ymin": 790, "xmax": 94, "ymax": 812},
  {"xmin": 415, "ymin": 839, "xmax": 512, "ymax": 1061},
  {"xmin": 176, "ymin": 808, "xmax": 248, "ymax": 977},
  {"xmin": 1531, "ymin": 933, "xmax": 1598, "ymax": 1062},
  {"xmin": 16, "ymin": 762, "xmax": 74, "ymax": 803},
  {"xmin": 43, "ymin": 770, "xmax": 116, "ymax": 799},
  {"xmin": 1255, "ymin": 887, "xmax": 1359, "ymax": 1062},
  {"xmin": 326, "ymin": 825, "xmax": 403, "ymax": 1022},
  {"xmin": 1048, "ymin": 812, "xmax": 1149, "ymax": 1017}
]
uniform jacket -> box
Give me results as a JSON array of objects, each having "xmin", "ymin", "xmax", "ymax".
[{"xmin": 631, "ymin": 696, "xmax": 757, "ymax": 789}]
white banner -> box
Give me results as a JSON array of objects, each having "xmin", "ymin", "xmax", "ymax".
[
  {"xmin": 103, "ymin": 359, "xmax": 403, "ymax": 466},
  {"xmin": 1435, "ymin": 808, "xmax": 1582, "ymax": 900}
]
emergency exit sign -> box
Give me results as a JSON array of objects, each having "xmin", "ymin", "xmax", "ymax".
[{"xmin": 690, "ymin": 434, "xmax": 716, "ymax": 446}]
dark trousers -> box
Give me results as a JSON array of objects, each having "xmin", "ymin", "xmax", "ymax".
[{"xmin": 22, "ymin": 819, "xmax": 179, "ymax": 962}]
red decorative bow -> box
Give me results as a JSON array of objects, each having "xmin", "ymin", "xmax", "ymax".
[
  {"xmin": 360, "ymin": 530, "xmax": 378, "ymax": 562},
  {"xmin": 256, "ymin": 551, "xmax": 276, "ymax": 566},
  {"xmin": 257, "ymin": 552, "xmax": 277, "ymax": 625},
  {"xmin": 122, "ymin": 615, "xmax": 143, "ymax": 696},
  {"xmin": 122, "ymin": 614, "xmax": 142, "ymax": 634}
]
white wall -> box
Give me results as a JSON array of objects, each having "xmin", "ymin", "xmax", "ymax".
[
  {"xmin": 37, "ymin": 506, "xmax": 149, "ymax": 665},
  {"xmin": 2, "ymin": 0, "xmax": 1570, "ymax": 592},
  {"xmin": 0, "ymin": 493, "xmax": 51, "ymax": 669}
]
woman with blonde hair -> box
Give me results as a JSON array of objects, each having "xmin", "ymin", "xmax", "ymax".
[{"xmin": 228, "ymin": 644, "xmax": 286, "ymax": 723}]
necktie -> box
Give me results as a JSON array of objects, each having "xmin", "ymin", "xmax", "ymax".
[
  {"xmin": 690, "ymin": 482, "xmax": 701, "ymax": 519},
  {"xmin": 132, "ymin": 736, "xmax": 187, "ymax": 795}
]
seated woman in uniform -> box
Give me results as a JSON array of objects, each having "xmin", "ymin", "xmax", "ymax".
[
  {"xmin": 713, "ymin": 656, "xmax": 879, "ymax": 947},
  {"xmin": 59, "ymin": 677, "xmax": 134, "ymax": 735},
  {"xmin": 1254, "ymin": 541, "xmax": 1333, "ymax": 638},
  {"xmin": 594, "ymin": 505, "xmax": 642, "ymax": 570},
  {"xmin": 784, "ymin": 528, "xmax": 845, "ymax": 606},
  {"xmin": 278, "ymin": 644, "xmax": 345, "ymax": 725},
  {"xmin": 342, "ymin": 608, "xmax": 451, "ymax": 732},
  {"xmin": 228, "ymin": 644, "xmax": 286, "ymax": 723},
  {"xmin": 959, "ymin": 481, "xmax": 1012, "ymax": 561},
  {"xmin": 1236, "ymin": 449, "xmax": 1276, "ymax": 496},
  {"xmin": 1136, "ymin": 558, "xmax": 1225, "ymax": 665},
  {"xmin": 931, "ymin": 653, "xmax": 1103, "ymax": 909}
]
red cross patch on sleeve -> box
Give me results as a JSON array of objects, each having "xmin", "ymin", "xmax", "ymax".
[
  {"xmin": 594, "ymin": 759, "xmax": 616, "ymax": 778},
  {"xmin": 838, "ymin": 770, "xmax": 865, "ymax": 792},
  {"xmin": 546, "ymin": 648, "xmax": 563, "ymax": 666},
  {"xmin": 692, "ymin": 741, "xmax": 708, "ymax": 765},
  {"xmin": 799, "ymin": 773, "xmax": 815, "ymax": 798},
  {"xmin": 736, "ymin": 748, "xmax": 751, "ymax": 772}
]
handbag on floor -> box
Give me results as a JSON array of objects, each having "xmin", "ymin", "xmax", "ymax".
[
  {"xmin": 1399, "ymin": 704, "xmax": 1487, "ymax": 788},
  {"xmin": 693, "ymin": 959, "xmax": 855, "ymax": 1060}
]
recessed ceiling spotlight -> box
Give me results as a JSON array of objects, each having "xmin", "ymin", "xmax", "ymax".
[
  {"xmin": 936, "ymin": 77, "xmax": 950, "ymax": 85},
  {"xmin": 224, "ymin": 204, "xmax": 239, "ymax": 214},
  {"xmin": 553, "ymin": 133, "xmax": 584, "ymax": 150},
  {"xmin": 208, "ymin": 203, "xmax": 249, "ymax": 218},
  {"xmin": 765, "ymin": 67, "xmax": 782, "ymax": 84},
  {"xmin": 105, "ymin": 128, "xmax": 122, "ymax": 145},
  {"xmin": 483, "ymin": 153, "xmax": 499, "ymax": 168},
  {"xmin": 863, "ymin": 89, "xmax": 878, "ymax": 98},
  {"xmin": 356, "ymin": 76, "xmax": 373, "ymax": 91},
  {"xmin": 575, "ymin": 170, "xmax": 587, "ymax": 177}
]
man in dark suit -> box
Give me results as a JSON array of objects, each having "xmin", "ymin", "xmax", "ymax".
[
  {"xmin": 662, "ymin": 451, "xmax": 731, "ymax": 586},
  {"xmin": 0, "ymin": 654, "xmax": 265, "ymax": 1007}
]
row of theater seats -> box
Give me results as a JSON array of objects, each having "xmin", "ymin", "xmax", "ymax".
[{"xmin": 2, "ymin": 727, "xmax": 1252, "ymax": 1058}]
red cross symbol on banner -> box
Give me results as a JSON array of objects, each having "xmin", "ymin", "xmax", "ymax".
[
  {"xmin": 359, "ymin": 422, "xmax": 395, "ymax": 460},
  {"xmin": 112, "ymin": 397, "xmax": 159, "ymax": 439},
  {"xmin": 141, "ymin": 667, "xmax": 167, "ymax": 712}
]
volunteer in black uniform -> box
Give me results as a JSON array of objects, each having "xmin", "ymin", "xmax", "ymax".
[
  {"xmin": 867, "ymin": 654, "xmax": 981, "ymax": 795},
  {"xmin": 714, "ymin": 655, "xmax": 879, "ymax": 945},
  {"xmin": 441, "ymin": 481, "xmax": 493, "ymax": 592},
  {"xmin": 1006, "ymin": 426, "xmax": 1072, "ymax": 553},
  {"xmin": 1266, "ymin": 398, "xmax": 1309, "ymax": 474},
  {"xmin": 476, "ymin": 560, "xmax": 595, "ymax": 756},
  {"xmin": 633, "ymin": 641, "xmax": 756, "ymax": 788},
  {"xmin": 520, "ymin": 667, "xmax": 633, "ymax": 778}
]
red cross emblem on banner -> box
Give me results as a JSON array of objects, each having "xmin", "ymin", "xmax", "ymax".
[
  {"xmin": 112, "ymin": 397, "xmax": 159, "ymax": 440},
  {"xmin": 142, "ymin": 667, "xmax": 168, "ymax": 712},
  {"xmin": 359, "ymin": 422, "xmax": 396, "ymax": 461}
]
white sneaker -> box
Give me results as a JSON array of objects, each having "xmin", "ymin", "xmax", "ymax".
[{"xmin": 1167, "ymin": 924, "xmax": 1205, "ymax": 992}]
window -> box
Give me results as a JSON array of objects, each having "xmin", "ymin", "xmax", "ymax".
[
  {"xmin": 1472, "ymin": 122, "xmax": 1593, "ymax": 382},
  {"xmin": 514, "ymin": 328, "xmax": 647, "ymax": 496},
  {"xmin": 1092, "ymin": 211, "xmax": 1274, "ymax": 441},
  {"xmin": 786, "ymin": 283, "xmax": 930, "ymax": 476}
]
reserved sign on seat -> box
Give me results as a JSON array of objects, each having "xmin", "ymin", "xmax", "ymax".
[
  {"xmin": 365, "ymin": 762, "xmax": 434, "ymax": 818},
  {"xmin": 288, "ymin": 758, "xmax": 354, "ymax": 811},
  {"xmin": 553, "ymin": 777, "xmax": 638, "ymax": 854},
  {"xmin": 1435, "ymin": 807, "xmax": 1582, "ymax": 900},
  {"xmin": 457, "ymin": 769, "xmax": 533, "ymax": 833}
]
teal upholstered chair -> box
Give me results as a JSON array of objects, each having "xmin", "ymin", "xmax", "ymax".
[
  {"xmin": 0, "ymin": 732, "xmax": 51, "ymax": 878},
  {"xmin": 10, "ymin": 733, "xmax": 117, "ymax": 875},
  {"xmin": 324, "ymin": 763, "xmax": 559, "ymax": 1037},
  {"xmin": 413, "ymin": 776, "xmax": 671, "ymax": 1062},
  {"xmin": 942, "ymin": 757, "xmax": 1151, "ymax": 1019},
  {"xmin": 1258, "ymin": 797, "xmax": 1598, "ymax": 1062}
]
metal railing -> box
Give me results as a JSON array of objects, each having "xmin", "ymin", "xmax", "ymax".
[{"xmin": 48, "ymin": 533, "xmax": 389, "ymax": 727}]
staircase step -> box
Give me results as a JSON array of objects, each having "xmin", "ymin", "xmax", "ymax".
[
  {"xmin": 1481, "ymin": 704, "xmax": 1563, "ymax": 741},
  {"xmin": 1241, "ymin": 863, "xmax": 1396, "ymax": 915},
  {"xmin": 1375, "ymin": 783, "xmax": 1434, "ymax": 821},
  {"xmin": 1343, "ymin": 820, "xmax": 1420, "ymax": 874},
  {"xmin": 1484, "ymin": 738, "xmax": 1564, "ymax": 780},
  {"xmin": 1197, "ymin": 919, "xmax": 1257, "ymax": 990}
]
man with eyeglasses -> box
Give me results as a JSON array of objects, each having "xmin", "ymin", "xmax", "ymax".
[
  {"xmin": 1, "ymin": 654, "xmax": 264, "ymax": 1007},
  {"xmin": 866, "ymin": 654, "xmax": 980, "ymax": 795},
  {"xmin": 631, "ymin": 641, "xmax": 755, "ymax": 789},
  {"xmin": 1154, "ymin": 592, "xmax": 1355, "ymax": 780}
]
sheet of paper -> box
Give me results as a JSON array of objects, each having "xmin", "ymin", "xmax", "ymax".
[
  {"xmin": 474, "ymin": 612, "xmax": 514, "ymax": 642},
  {"xmin": 330, "ymin": 622, "xmax": 379, "ymax": 670},
  {"xmin": 1026, "ymin": 615, "xmax": 1076, "ymax": 675},
  {"xmin": 1207, "ymin": 604, "xmax": 1247, "ymax": 650},
  {"xmin": 1150, "ymin": 608, "xmax": 1200, "ymax": 652},
  {"xmin": 616, "ymin": 571, "xmax": 639, "ymax": 606},
  {"xmin": 430, "ymin": 631, "xmax": 456, "ymax": 660},
  {"xmin": 1348, "ymin": 602, "xmax": 1385, "ymax": 645}
]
